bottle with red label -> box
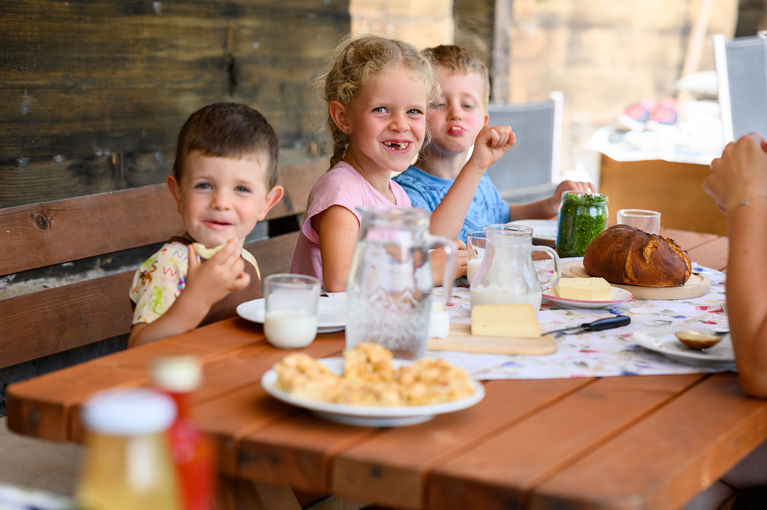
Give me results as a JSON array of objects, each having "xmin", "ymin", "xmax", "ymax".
[{"xmin": 152, "ymin": 356, "xmax": 215, "ymax": 510}]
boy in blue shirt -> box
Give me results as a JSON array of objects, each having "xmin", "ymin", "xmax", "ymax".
[{"xmin": 394, "ymin": 45, "xmax": 592, "ymax": 242}]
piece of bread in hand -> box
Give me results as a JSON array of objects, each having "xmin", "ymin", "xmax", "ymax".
[
  {"xmin": 191, "ymin": 242, "xmax": 227, "ymax": 260},
  {"xmin": 583, "ymin": 224, "xmax": 691, "ymax": 287}
]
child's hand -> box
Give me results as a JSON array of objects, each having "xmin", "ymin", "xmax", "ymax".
[
  {"xmin": 185, "ymin": 239, "xmax": 250, "ymax": 306},
  {"xmin": 466, "ymin": 125, "xmax": 516, "ymax": 172},
  {"xmin": 431, "ymin": 239, "xmax": 468, "ymax": 285},
  {"xmin": 547, "ymin": 180, "xmax": 594, "ymax": 216}
]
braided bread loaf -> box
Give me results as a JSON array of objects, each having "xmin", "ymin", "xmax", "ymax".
[{"xmin": 582, "ymin": 225, "xmax": 691, "ymax": 287}]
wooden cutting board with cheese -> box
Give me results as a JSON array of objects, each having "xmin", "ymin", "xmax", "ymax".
[
  {"xmin": 562, "ymin": 260, "xmax": 710, "ymax": 300},
  {"xmin": 428, "ymin": 323, "xmax": 557, "ymax": 355}
]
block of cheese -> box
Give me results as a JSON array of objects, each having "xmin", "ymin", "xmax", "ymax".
[
  {"xmin": 555, "ymin": 277, "xmax": 611, "ymax": 301},
  {"xmin": 470, "ymin": 304, "xmax": 541, "ymax": 338}
]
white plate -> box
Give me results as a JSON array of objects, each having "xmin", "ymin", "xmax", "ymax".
[
  {"xmin": 261, "ymin": 358, "xmax": 485, "ymax": 427},
  {"xmin": 542, "ymin": 286, "xmax": 633, "ymax": 309},
  {"xmin": 508, "ymin": 219, "xmax": 557, "ymax": 243},
  {"xmin": 633, "ymin": 328, "xmax": 736, "ymax": 367},
  {"xmin": 237, "ymin": 296, "xmax": 346, "ymax": 333}
]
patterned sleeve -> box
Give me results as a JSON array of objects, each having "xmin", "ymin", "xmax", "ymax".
[{"xmin": 129, "ymin": 243, "xmax": 189, "ymax": 325}]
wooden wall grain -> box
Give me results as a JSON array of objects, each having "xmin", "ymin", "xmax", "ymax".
[{"xmin": 0, "ymin": 0, "xmax": 349, "ymax": 208}]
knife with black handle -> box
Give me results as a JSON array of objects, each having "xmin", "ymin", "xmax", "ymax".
[{"xmin": 543, "ymin": 315, "xmax": 631, "ymax": 337}]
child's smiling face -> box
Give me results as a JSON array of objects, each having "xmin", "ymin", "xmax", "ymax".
[
  {"xmin": 168, "ymin": 150, "xmax": 280, "ymax": 248},
  {"xmin": 427, "ymin": 66, "xmax": 489, "ymax": 155},
  {"xmin": 335, "ymin": 64, "xmax": 429, "ymax": 175}
]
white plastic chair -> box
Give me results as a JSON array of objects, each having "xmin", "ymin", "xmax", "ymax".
[
  {"xmin": 713, "ymin": 32, "xmax": 767, "ymax": 142},
  {"xmin": 485, "ymin": 91, "xmax": 563, "ymax": 202}
]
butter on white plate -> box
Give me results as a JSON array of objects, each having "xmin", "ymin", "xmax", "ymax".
[
  {"xmin": 428, "ymin": 302, "xmax": 450, "ymax": 338},
  {"xmin": 555, "ymin": 277, "xmax": 611, "ymax": 301},
  {"xmin": 470, "ymin": 304, "xmax": 541, "ymax": 338}
]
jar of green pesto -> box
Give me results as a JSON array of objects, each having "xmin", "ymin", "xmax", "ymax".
[{"xmin": 556, "ymin": 191, "xmax": 608, "ymax": 257}]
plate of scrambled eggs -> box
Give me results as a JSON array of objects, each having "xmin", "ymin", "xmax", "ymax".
[{"xmin": 261, "ymin": 343, "xmax": 484, "ymax": 427}]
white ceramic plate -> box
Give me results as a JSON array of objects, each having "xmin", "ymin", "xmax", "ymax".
[
  {"xmin": 633, "ymin": 327, "xmax": 736, "ymax": 367},
  {"xmin": 542, "ymin": 286, "xmax": 633, "ymax": 309},
  {"xmin": 237, "ymin": 296, "xmax": 346, "ymax": 333},
  {"xmin": 508, "ymin": 219, "xmax": 558, "ymax": 243},
  {"xmin": 261, "ymin": 358, "xmax": 485, "ymax": 427}
]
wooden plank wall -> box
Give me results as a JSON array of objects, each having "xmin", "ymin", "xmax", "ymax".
[{"xmin": 0, "ymin": 0, "xmax": 349, "ymax": 208}]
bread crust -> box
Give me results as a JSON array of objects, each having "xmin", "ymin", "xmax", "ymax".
[{"xmin": 582, "ymin": 225, "xmax": 692, "ymax": 287}]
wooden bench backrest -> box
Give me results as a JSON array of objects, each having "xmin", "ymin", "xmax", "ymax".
[{"xmin": 0, "ymin": 160, "xmax": 324, "ymax": 369}]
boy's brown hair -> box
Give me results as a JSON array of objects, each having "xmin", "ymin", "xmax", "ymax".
[
  {"xmin": 422, "ymin": 45, "xmax": 490, "ymax": 108},
  {"xmin": 173, "ymin": 103, "xmax": 280, "ymax": 188}
]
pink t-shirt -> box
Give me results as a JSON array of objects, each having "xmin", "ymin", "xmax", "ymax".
[{"xmin": 290, "ymin": 161, "xmax": 411, "ymax": 287}]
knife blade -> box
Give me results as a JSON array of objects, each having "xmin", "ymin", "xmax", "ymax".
[{"xmin": 543, "ymin": 315, "xmax": 631, "ymax": 337}]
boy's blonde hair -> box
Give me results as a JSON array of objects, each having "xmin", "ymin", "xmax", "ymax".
[
  {"xmin": 321, "ymin": 35, "xmax": 435, "ymax": 168},
  {"xmin": 422, "ymin": 45, "xmax": 490, "ymax": 108},
  {"xmin": 173, "ymin": 103, "xmax": 280, "ymax": 188}
]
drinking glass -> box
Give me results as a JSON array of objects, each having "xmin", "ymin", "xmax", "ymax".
[
  {"xmin": 466, "ymin": 231, "xmax": 486, "ymax": 285},
  {"xmin": 617, "ymin": 209, "xmax": 661, "ymax": 234},
  {"xmin": 263, "ymin": 274, "xmax": 320, "ymax": 349}
]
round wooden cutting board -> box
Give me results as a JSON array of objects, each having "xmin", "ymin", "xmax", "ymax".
[{"xmin": 562, "ymin": 260, "xmax": 711, "ymax": 300}]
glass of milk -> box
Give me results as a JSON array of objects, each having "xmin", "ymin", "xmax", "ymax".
[
  {"xmin": 263, "ymin": 274, "xmax": 320, "ymax": 349},
  {"xmin": 467, "ymin": 231, "xmax": 486, "ymax": 285}
]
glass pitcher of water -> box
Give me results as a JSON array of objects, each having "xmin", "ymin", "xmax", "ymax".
[
  {"xmin": 470, "ymin": 224, "xmax": 561, "ymax": 310},
  {"xmin": 345, "ymin": 207, "xmax": 456, "ymax": 359}
]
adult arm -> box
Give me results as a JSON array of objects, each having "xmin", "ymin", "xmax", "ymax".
[{"xmin": 704, "ymin": 132, "xmax": 767, "ymax": 397}]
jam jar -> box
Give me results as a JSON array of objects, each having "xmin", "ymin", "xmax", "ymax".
[{"xmin": 556, "ymin": 191, "xmax": 608, "ymax": 257}]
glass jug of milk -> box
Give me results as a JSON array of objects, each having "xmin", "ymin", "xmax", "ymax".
[
  {"xmin": 469, "ymin": 224, "xmax": 561, "ymax": 310},
  {"xmin": 345, "ymin": 207, "xmax": 456, "ymax": 359}
]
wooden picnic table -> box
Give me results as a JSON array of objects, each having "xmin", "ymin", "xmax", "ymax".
[{"xmin": 7, "ymin": 228, "xmax": 767, "ymax": 510}]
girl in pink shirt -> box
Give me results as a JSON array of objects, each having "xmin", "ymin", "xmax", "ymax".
[{"xmin": 291, "ymin": 35, "xmax": 514, "ymax": 291}]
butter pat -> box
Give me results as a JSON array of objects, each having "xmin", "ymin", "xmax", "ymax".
[
  {"xmin": 428, "ymin": 302, "xmax": 450, "ymax": 338},
  {"xmin": 471, "ymin": 304, "xmax": 540, "ymax": 338},
  {"xmin": 555, "ymin": 277, "xmax": 611, "ymax": 301}
]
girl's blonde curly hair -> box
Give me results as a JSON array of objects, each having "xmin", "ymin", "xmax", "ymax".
[{"xmin": 320, "ymin": 35, "xmax": 435, "ymax": 168}]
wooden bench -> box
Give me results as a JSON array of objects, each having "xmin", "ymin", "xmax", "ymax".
[{"xmin": 0, "ymin": 159, "xmax": 324, "ymax": 413}]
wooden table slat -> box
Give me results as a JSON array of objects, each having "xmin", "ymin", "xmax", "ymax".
[
  {"xmin": 426, "ymin": 374, "xmax": 704, "ymax": 510},
  {"xmin": 238, "ymin": 413, "xmax": 379, "ymax": 493},
  {"xmin": 532, "ymin": 373, "xmax": 767, "ymax": 509},
  {"xmin": 330, "ymin": 378, "xmax": 591, "ymax": 508},
  {"xmin": 686, "ymin": 236, "xmax": 730, "ymax": 272}
]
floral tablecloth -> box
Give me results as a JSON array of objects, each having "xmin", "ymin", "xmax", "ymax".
[{"xmin": 430, "ymin": 262, "xmax": 733, "ymax": 380}]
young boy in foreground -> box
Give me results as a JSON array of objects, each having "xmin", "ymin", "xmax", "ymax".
[
  {"xmin": 128, "ymin": 103, "xmax": 284, "ymax": 347},
  {"xmin": 394, "ymin": 45, "xmax": 593, "ymax": 242}
]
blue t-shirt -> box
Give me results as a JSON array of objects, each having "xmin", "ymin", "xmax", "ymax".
[{"xmin": 393, "ymin": 165, "xmax": 510, "ymax": 242}]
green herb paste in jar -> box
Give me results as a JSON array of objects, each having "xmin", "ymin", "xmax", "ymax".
[{"xmin": 556, "ymin": 192, "xmax": 608, "ymax": 257}]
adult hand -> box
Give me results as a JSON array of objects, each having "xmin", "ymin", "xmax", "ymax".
[{"xmin": 704, "ymin": 132, "xmax": 767, "ymax": 214}]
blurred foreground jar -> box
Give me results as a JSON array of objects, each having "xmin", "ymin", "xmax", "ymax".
[
  {"xmin": 152, "ymin": 356, "xmax": 215, "ymax": 510},
  {"xmin": 345, "ymin": 207, "xmax": 455, "ymax": 359},
  {"xmin": 77, "ymin": 388, "xmax": 179, "ymax": 510},
  {"xmin": 556, "ymin": 192, "xmax": 608, "ymax": 257}
]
